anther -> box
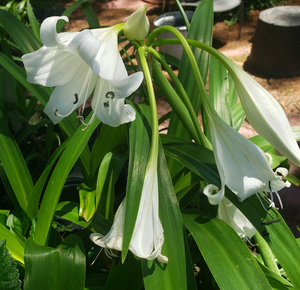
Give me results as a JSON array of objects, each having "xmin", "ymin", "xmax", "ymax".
[
  {"xmin": 73, "ymin": 93, "xmax": 79, "ymax": 104},
  {"xmin": 53, "ymin": 108, "xmax": 58, "ymax": 116},
  {"xmin": 105, "ymin": 91, "xmax": 115, "ymax": 99},
  {"xmin": 103, "ymin": 101, "xmax": 109, "ymax": 108}
]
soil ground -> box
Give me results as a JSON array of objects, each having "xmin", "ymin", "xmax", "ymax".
[{"xmin": 62, "ymin": 0, "xmax": 300, "ymax": 236}]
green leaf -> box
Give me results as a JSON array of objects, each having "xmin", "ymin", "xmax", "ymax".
[
  {"xmin": 104, "ymin": 253, "xmax": 142, "ymax": 290},
  {"xmin": 0, "ymin": 111, "xmax": 33, "ymax": 211},
  {"xmin": 90, "ymin": 124, "xmax": 126, "ymax": 179},
  {"xmin": 257, "ymin": 259, "xmax": 292, "ymax": 289},
  {"xmin": 182, "ymin": 209, "xmax": 272, "ymax": 290},
  {"xmin": 33, "ymin": 115, "xmax": 100, "ymax": 246},
  {"xmin": 141, "ymin": 142, "xmax": 197, "ymax": 290},
  {"xmin": 122, "ymin": 104, "xmax": 151, "ymax": 261},
  {"xmin": 161, "ymin": 134, "xmax": 219, "ymax": 186},
  {"xmin": 168, "ymin": 0, "xmax": 213, "ymax": 141},
  {"xmin": 26, "ymin": 137, "xmax": 70, "ymax": 218},
  {"xmin": 24, "ymin": 234, "xmax": 86, "ymax": 290},
  {"xmin": 0, "ymin": 9, "xmax": 41, "ymax": 54},
  {"xmin": 0, "ymin": 240, "xmax": 21, "ymax": 290},
  {"xmin": 81, "ymin": 2, "xmax": 100, "ymax": 29},
  {"xmin": 0, "ymin": 224, "xmax": 24, "ymax": 264},
  {"xmin": 26, "ymin": 0, "xmax": 40, "ymax": 42},
  {"xmin": 225, "ymin": 191, "xmax": 300, "ymax": 289},
  {"xmin": 57, "ymin": 0, "xmax": 95, "ymax": 32},
  {"xmin": 95, "ymin": 151, "xmax": 128, "ymax": 221},
  {"xmin": 78, "ymin": 184, "xmax": 97, "ymax": 222},
  {"xmin": 56, "ymin": 201, "xmax": 111, "ymax": 235}
]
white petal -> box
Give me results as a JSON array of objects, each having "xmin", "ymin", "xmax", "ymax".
[
  {"xmin": 90, "ymin": 161, "xmax": 167, "ymax": 263},
  {"xmin": 22, "ymin": 46, "xmax": 83, "ymax": 86},
  {"xmin": 207, "ymin": 110, "xmax": 288, "ymax": 203},
  {"xmin": 40, "ymin": 16, "xmax": 69, "ymax": 47},
  {"xmin": 203, "ymin": 184, "xmax": 225, "ymax": 205},
  {"xmin": 44, "ymin": 66, "xmax": 97, "ymax": 124},
  {"xmin": 232, "ymin": 64, "xmax": 300, "ymax": 166},
  {"xmin": 90, "ymin": 201, "xmax": 125, "ymax": 251},
  {"xmin": 92, "ymin": 78, "xmax": 136, "ymax": 127},
  {"xmin": 109, "ymin": 72, "xmax": 144, "ymax": 99},
  {"xmin": 65, "ymin": 29, "xmax": 103, "ymax": 69},
  {"xmin": 218, "ymin": 197, "xmax": 257, "ymax": 239},
  {"xmin": 92, "ymin": 28, "xmax": 127, "ymax": 79}
]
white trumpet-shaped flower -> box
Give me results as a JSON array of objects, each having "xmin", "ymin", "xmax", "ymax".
[
  {"xmin": 22, "ymin": 16, "xmax": 143, "ymax": 127},
  {"xmin": 228, "ymin": 62, "xmax": 300, "ymax": 167},
  {"xmin": 90, "ymin": 156, "xmax": 168, "ymax": 263},
  {"xmin": 218, "ymin": 196, "xmax": 257, "ymax": 242},
  {"xmin": 124, "ymin": 6, "xmax": 149, "ymax": 41},
  {"xmin": 203, "ymin": 108, "xmax": 290, "ymax": 206}
]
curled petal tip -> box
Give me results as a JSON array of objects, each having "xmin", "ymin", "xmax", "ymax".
[{"xmin": 203, "ymin": 184, "xmax": 225, "ymax": 205}]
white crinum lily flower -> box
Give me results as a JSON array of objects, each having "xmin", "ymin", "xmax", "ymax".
[
  {"xmin": 227, "ymin": 62, "xmax": 300, "ymax": 167},
  {"xmin": 124, "ymin": 6, "xmax": 149, "ymax": 41},
  {"xmin": 218, "ymin": 196, "xmax": 257, "ymax": 243},
  {"xmin": 203, "ymin": 108, "xmax": 290, "ymax": 207},
  {"xmin": 22, "ymin": 16, "xmax": 143, "ymax": 127},
  {"xmin": 90, "ymin": 156, "xmax": 168, "ymax": 263}
]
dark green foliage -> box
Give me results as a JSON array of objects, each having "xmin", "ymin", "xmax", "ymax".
[{"xmin": 0, "ymin": 240, "xmax": 21, "ymax": 290}]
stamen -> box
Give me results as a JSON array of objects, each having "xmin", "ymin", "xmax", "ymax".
[
  {"xmin": 104, "ymin": 248, "xmax": 118, "ymax": 259},
  {"xmin": 90, "ymin": 247, "xmax": 103, "ymax": 266},
  {"xmin": 255, "ymin": 192, "xmax": 269, "ymax": 213},
  {"xmin": 269, "ymin": 181, "xmax": 283, "ymax": 209},
  {"xmin": 53, "ymin": 108, "xmax": 58, "ymax": 116},
  {"xmin": 243, "ymin": 236, "xmax": 256, "ymax": 247}
]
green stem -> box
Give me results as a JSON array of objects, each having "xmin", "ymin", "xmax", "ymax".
[
  {"xmin": 152, "ymin": 38, "xmax": 239, "ymax": 79},
  {"xmin": 151, "ymin": 60, "xmax": 199, "ymax": 143},
  {"xmin": 147, "ymin": 26, "xmax": 214, "ymax": 123},
  {"xmin": 146, "ymin": 47, "xmax": 211, "ymax": 149},
  {"xmin": 253, "ymin": 232, "xmax": 280, "ymax": 275},
  {"xmin": 137, "ymin": 47, "xmax": 159, "ymax": 164}
]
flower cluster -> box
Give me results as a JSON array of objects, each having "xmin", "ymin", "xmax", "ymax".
[{"xmin": 22, "ymin": 11, "xmax": 147, "ymax": 128}]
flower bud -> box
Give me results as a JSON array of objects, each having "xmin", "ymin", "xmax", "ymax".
[{"xmin": 124, "ymin": 6, "xmax": 149, "ymax": 40}]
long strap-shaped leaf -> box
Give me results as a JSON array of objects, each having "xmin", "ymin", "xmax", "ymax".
[
  {"xmin": 0, "ymin": 52, "xmax": 91, "ymax": 183},
  {"xmin": 24, "ymin": 234, "xmax": 85, "ymax": 290},
  {"xmin": 33, "ymin": 116, "xmax": 100, "ymax": 246},
  {"xmin": 161, "ymin": 134, "xmax": 300, "ymax": 288},
  {"xmin": 0, "ymin": 223, "xmax": 24, "ymax": 264},
  {"xmin": 141, "ymin": 141, "xmax": 197, "ymax": 290},
  {"xmin": 0, "ymin": 10, "xmax": 41, "ymax": 54},
  {"xmin": 0, "ymin": 111, "xmax": 33, "ymax": 211},
  {"xmin": 168, "ymin": 0, "xmax": 213, "ymax": 141},
  {"xmin": 182, "ymin": 209, "xmax": 272, "ymax": 290}
]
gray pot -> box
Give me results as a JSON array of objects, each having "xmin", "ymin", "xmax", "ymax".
[
  {"xmin": 153, "ymin": 11, "xmax": 194, "ymax": 59},
  {"xmin": 244, "ymin": 6, "xmax": 300, "ymax": 78}
]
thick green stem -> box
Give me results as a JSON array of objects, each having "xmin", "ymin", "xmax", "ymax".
[
  {"xmin": 137, "ymin": 47, "xmax": 159, "ymax": 164},
  {"xmin": 147, "ymin": 26, "xmax": 215, "ymax": 124},
  {"xmin": 151, "ymin": 60, "xmax": 200, "ymax": 143},
  {"xmin": 253, "ymin": 232, "xmax": 280, "ymax": 275},
  {"xmin": 152, "ymin": 38, "xmax": 239, "ymax": 79},
  {"xmin": 146, "ymin": 47, "xmax": 211, "ymax": 149}
]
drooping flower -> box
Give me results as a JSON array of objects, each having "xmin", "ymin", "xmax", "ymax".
[
  {"xmin": 22, "ymin": 16, "xmax": 143, "ymax": 127},
  {"xmin": 203, "ymin": 107, "xmax": 290, "ymax": 206},
  {"xmin": 123, "ymin": 6, "xmax": 149, "ymax": 41},
  {"xmin": 90, "ymin": 156, "xmax": 168, "ymax": 263},
  {"xmin": 226, "ymin": 61, "xmax": 300, "ymax": 167},
  {"xmin": 218, "ymin": 196, "xmax": 257, "ymax": 243}
]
